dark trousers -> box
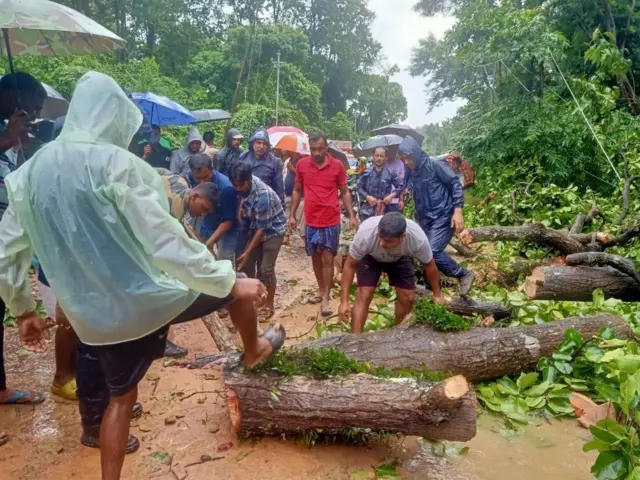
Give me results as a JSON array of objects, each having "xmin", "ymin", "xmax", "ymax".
[
  {"xmin": 77, "ymin": 294, "xmax": 232, "ymax": 437},
  {"xmin": 0, "ymin": 298, "xmax": 5, "ymax": 391},
  {"xmin": 420, "ymin": 217, "xmax": 468, "ymax": 279}
]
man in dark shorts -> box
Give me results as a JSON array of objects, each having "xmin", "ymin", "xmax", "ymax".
[
  {"xmin": 0, "ymin": 72, "xmax": 284, "ymax": 480},
  {"xmin": 289, "ymin": 132, "xmax": 358, "ymax": 316},
  {"xmin": 338, "ymin": 213, "xmax": 445, "ymax": 333}
]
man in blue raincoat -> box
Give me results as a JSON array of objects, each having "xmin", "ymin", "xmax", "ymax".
[
  {"xmin": 239, "ymin": 127, "xmax": 285, "ymax": 204},
  {"xmin": 398, "ymin": 136, "xmax": 475, "ymax": 296}
]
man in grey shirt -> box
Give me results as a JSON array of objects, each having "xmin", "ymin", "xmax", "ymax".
[{"xmin": 339, "ymin": 212, "xmax": 445, "ymax": 333}]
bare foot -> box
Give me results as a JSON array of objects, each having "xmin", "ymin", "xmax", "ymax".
[
  {"xmin": 243, "ymin": 323, "xmax": 285, "ymax": 369},
  {"xmin": 283, "ymin": 235, "xmax": 290, "ymax": 246},
  {"xmin": 320, "ymin": 298, "xmax": 333, "ymax": 317},
  {"xmin": 0, "ymin": 431, "xmax": 7, "ymax": 447}
]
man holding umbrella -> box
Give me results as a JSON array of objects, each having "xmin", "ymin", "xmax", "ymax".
[{"xmin": 398, "ymin": 136, "xmax": 475, "ymax": 296}]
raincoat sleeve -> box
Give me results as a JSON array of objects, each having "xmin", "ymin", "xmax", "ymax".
[
  {"xmin": 0, "ymin": 206, "xmax": 36, "ymax": 316},
  {"xmin": 169, "ymin": 151, "xmax": 182, "ymax": 175},
  {"xmin": 272, "ymin": 158, "xmax": 285, "ymax": 203},
  {"xmin": 107, "ymin": 170, "xmax": 236, "ymax": 298},
  {"xmin": 357, "ymin": 172, "xmax": 369, "ymax": 200},
  {"xmin": 433, "ymin": 158, "xmax": 465, "ymax": 209}
]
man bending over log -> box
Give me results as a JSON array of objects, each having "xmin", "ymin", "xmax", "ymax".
[
  {"xmin": 0, "ymin": 72, "xmax": 284, "ymax": 480},
  {"xmin": 339, "ymin": 212, "xmax": 445, "ymax": 333}
]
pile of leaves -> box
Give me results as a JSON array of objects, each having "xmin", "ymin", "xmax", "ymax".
[
  {"xmin": 476, "ymin": 328, "xmax": 640, "ymax": 480},
  {"xmin": 412, "ymin": 299, "xmax": 472, "ymax": 332}
]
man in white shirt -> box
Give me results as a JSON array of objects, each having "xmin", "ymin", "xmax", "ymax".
[{"xmin": 338, "ymin": 213, "xmax": 445, "ymax": 333}]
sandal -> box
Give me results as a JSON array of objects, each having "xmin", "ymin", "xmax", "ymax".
[
  {"xmin": 0, "ymin": 389, "xmax": 45, "ymax": 405},
  {"xmin": 81, "ymin": 433, "xmax": 140, "ymax": 454},
  {"xmin": 131, "ymin": 402, "xmax": 143, "ymax": 420},
  {"xmin": 0, "ymin": 432, "xmax": 7, "ymax": 447},
  {"xmin": 257, "ymin": 307, "xmax": 275, "ymax": 323},
  {"xmin": 51, "ymin": 379, "xmax": 78, "ymax": 401},
  {"xmin": 242, "ymin": 324, "xmax": 286, "ymax": 369}
]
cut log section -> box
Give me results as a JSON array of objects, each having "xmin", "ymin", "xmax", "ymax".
[
  {"xmin": 524, "ymin": 266, "xmax": 640, "ymax": 301},
  {"xmin": 300, "ymin": 314, "xmax": 631, "ymax": 383},
  {"xmin": 224, "ymin": 369, "xmax": 477, "ymax": 441}
]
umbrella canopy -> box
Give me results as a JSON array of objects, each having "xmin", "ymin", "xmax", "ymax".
[
  {"xmin": 130, "ymin": 92, "xmax": 196, "ymax": 127},
  {"xmin": 267, "ymin": 125, "xmax": 306, "ymax": 137},
  {"xmin": 353, "ymin": 134, "xmax": 404, "ymax": 157},
  {"xmin": 41, "ymin": 82, "xmax": 68, "ymax": 119},
  {"xmin": 328, "ymin": 141, "xmax": 348, "ymax": 165},
  {"xmin": 192, "ymin": 108, "xmax": 232, "ymax": 123},
  {"xmin": 372, "ymin": 124, "xmax": 424, "ymax": 144},
  {"xmin": 0, "ymin": 0, "xmax": 124, "ymax": 59},
  {"xmin": 273, "ymin": 132, "xmax": 310, "ymax": 155}
]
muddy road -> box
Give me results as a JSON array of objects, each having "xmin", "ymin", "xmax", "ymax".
[{"xmin": 0, "ymin": 243, "xmax": 595, "ymax": 479}]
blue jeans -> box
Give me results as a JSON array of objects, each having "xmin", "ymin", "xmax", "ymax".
[
  {"xmin": 420, "ymin": 217, "xmax": 468, "ymax": 279},
  {"xmin": 217, "ymin": 230, "xmax": 238, "ymax": 262}
]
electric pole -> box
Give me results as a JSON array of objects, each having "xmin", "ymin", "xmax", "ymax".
[{"xmin": 273, "ymin": 51, "xmax": 282, "ymax": 126}]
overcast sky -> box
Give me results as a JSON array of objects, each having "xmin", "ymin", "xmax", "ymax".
[{"xmin": 369, "ymin": 0, "xmax": 459, "ymax": 127}]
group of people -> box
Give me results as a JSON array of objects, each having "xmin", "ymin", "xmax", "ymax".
[{"xmin": 0, "ymin": 69, "xmax": 474, "ymax": 480}]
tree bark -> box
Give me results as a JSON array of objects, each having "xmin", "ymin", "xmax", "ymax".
[
  {"xmin": 299, "ymin": 314, "xmax": 631, "ymax": 383},
  {"xmin": 524, "ymin": 266, "xmax": 640, "ymax": 301},
  {"xmin": 224, "ymin": 369, "xmax": 477, "ymax": 442},
  {"xmin": 566, "ymin": 252, "xmax": 640, "ymax": 284},
  {"xmin": 201, "ymin": 313, "xmax": 236, "ymax": 353},
  {"xmin": 459, "ymin": 224, "xmax": 587, "ymax": 255},
  {"xmin": 415, "ymin": 286, "xmax": 511, "ymax": 320}
]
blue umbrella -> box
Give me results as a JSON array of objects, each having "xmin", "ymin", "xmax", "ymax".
[{"xmin": 130, "ymin": 92, "xmax": 196, "ymax": 126}]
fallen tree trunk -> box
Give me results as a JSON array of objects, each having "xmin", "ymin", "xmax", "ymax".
[
  {"xmin": 225, "ymin": 369, "xmax": 477, "ymax": 441},
  {"xmin": 524, "ymin": 266, "xmax": 640, "ymax": 301},
  {"xmin": 459, "ymin": 224, "xmax": 587, "ymax": 255},
  {"xmin": 299, "ymin": 314, "xmax": 631, "ymax": 383},
  {"xmin": 565, "ymin": 252, "xmax": 640, "ymax": 284},
  {"xmin": 415, "ymin": 286, "xmax": 511, "ymax": 320},
  {"xmin": 201, "ymin": 313, "xmax": 236, "ymax": 353}
]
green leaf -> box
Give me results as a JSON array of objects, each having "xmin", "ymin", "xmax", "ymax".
[
  {"xmin": 527, "ymin": 381, "xmax": 552, "ymax": 397},
  {"xmin": 584, "ymin": 438, "xmax": 613, "ymax": 453},
  {"xmin": 612, "ymin": 355, "xmax": 640, "ymax": 373},
  {"xmin": 565, "ymin": 329, "xmax": 584, "ymax": 347},
  {"xmin": 375, "ymin": 463, "xmax": 400, "ymax": 479},
  {"xmin": 554, "ymin": 361, "xmax": 573, "ymax": 375},
  {"xmin": 596, "ymin": 383, "xmax": 622, "ymax": 404},
  {"xmin": 497, "ymin": 377, "xmax": 520, "ymax": 395},
  {"xmin": 584, "ymin": 346, "xmax": 605, "ymax": 363},
  {"xmin": 516, "ymin": 372, "xmax": 539, "ymax": 390},
  {"xmin": 590, "ymin": 426, "xmax": 623, "ymax": 445},
  {"xmin": 552, "ymin": 352, "xmax": 573, "ymax": 361},
  {"xmin": 599, "ymin": 327, "xmax": 616, "ymax": 340},
  {"xmin": 592, "ymin": 289, "xmax": 605, "ymax": 309},
  {"xmin": 525, "ymin": 396, "xmax": 546, "ymax": 409},
  {"xmin": 626, "ymin": 467, "xmax": 640, "ymax": 480},
  {"xmin": 591, "ymin": 451, "xmax": 629, "ymax": 480}
]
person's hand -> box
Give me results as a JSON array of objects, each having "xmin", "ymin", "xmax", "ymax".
[
  {"xmin": 451, "ymin": 209, "xmax": 465, "ymax": 235},
  {"xmin": 236, "ymin": 252, "xmax": 249, "ymax": 272},
  {"xmin": 5, "ymin": 109, "xmax": 30, "ymax": 144},
  {"xmin": 433, "ymin": 295, "xmax": 447, "ymax": 306},
  {"xmin": 349, "ymin": 215, "xmax": 359, "ymax": 231},
  {"xmin": 338, "ymin": 300, "xmax": 351, "ymax": 321},
  {"xmin": 366, "ymin": 196, "xmax": 377, "ymax": 207},
  {"xmin": 398, "ymin": 199, "xmax": 405, "ymax": 211},
  {"xmin": 287, "ymin": 216, "xmax": 297, "ymax": 232},
  {"xmin": 18, "ymin": 312, "xmax": 51, "ymax": 353},
  {"xmin": 383, "ymin": 194, "xmax": 395, "ymax": 205},
  {"xmin": 231, "ymin": 278, "xmax": 267, "ymax": 305},
  {"xmin": 143, "ymin": 144, "xmax": 152, "ymax": 159}
]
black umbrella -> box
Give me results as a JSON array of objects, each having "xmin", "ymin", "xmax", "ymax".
[
  {"xmin": 353, "ymin": 134, "xmax": 404, "ymax": 157},
  {"xmin": 372, "ymin": 124, "xmax": 424, "ymax": 144},
  {"xmin": 327, "ymin": 141, "xmax": 349, "ymax": 170},
  {"xmin": 192, "ymin": 109, "xmax": 232, "ymax": 123}
]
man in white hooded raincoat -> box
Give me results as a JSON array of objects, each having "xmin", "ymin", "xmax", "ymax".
[{"xmin": 0, "ymin": 71, "xmax": 284, "ymax": 480}]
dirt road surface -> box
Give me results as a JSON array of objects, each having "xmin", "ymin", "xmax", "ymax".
[{"xmin": 0, "ymin": 243, "xmax": 596, "ymax": 479}]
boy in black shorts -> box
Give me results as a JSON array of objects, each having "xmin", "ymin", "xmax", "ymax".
[{"xmin": 338, "ymin": 213, "xmax": 445, "ymax": 333}]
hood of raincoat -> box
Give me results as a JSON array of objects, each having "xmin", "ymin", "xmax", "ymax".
[
  {"xmin": 398, "ymin": 136, "xmax": 427, "ymax": 170},
  {"xmin": 184, "ymin": 127, "xmax": 204, "ymax": 150},
  {"xmin": 248, "ymin": 128, "xmax": 271, "ymax": 158},
  {"xmin": 58, "ymin": 73, "xmax": 142, "ymax": 148},
  {"xmin": 170, "ymin": 127, "xmax": 206, "ymax": 176},
  {"xmin": 2, "ymin": 71, "xmax": 235, "ymax": 346},
  {"xmin": 225, "ymin": 128, "xmax": 243, "ymax": 149}
]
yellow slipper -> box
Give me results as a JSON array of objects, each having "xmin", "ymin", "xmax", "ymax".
[{"xmin": 50, "ymin": 379, "xmax": 78, "ymax": 401}]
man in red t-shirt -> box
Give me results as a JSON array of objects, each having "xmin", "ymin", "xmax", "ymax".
[{"xmin": 289, "ymin": 132, "xmax": 358, "ymax": 316}]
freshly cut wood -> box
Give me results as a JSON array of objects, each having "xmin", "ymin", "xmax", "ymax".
[
  {"xmin": 300, "ymin": 314, "xmax": 631, "ymax": 383},
  {"xmin": 524, "ymin": 266, "xmax": 640, "ymax": 301},
  {"xmin": 224, "ymin": 369, "xmax": 477, "ymax": 441},
  {"xmin": 459, "ymin": 224, "xmax": 587, "ymax": 255},
  {"xmin": 415, "ymin": 286, "xmax": 511, "ymax": 320},
  {"xmin": 201, "ymin": 313, "xmax": 236, "ymax": 353}
]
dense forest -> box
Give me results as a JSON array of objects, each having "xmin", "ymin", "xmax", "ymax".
[{"xmin": 6, "ymin": 0, "xmax": 408, "ymax": 145}]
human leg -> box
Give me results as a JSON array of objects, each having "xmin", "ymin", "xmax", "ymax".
[
  {"xmin": 320, "ymin": 249, "xmax": 335, "ymax": 315},
  {"xmin": 52, "ymin": 303, "xmax": 78, "ymax": 398},
  {"xmin": 423, "ymin": 219, "xmax": 468, "ymax": 278},
  {"xmin": 305, "ymin": 225, "xmax": 340, "ymax": 315},
  {"xmin": 384, "ymin": 256, "xmax": 417, "ymax": 324},
  {"xmin": 258, "ymin": 235, "xmax": 284, "ymax": 314},
  {"xmin": 100, "ymin": 386, "xmax": 139, "ymax": 480},
  {"xmin": 353, "ymin": 255, "xmax": 383, "ymax": 333}
]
